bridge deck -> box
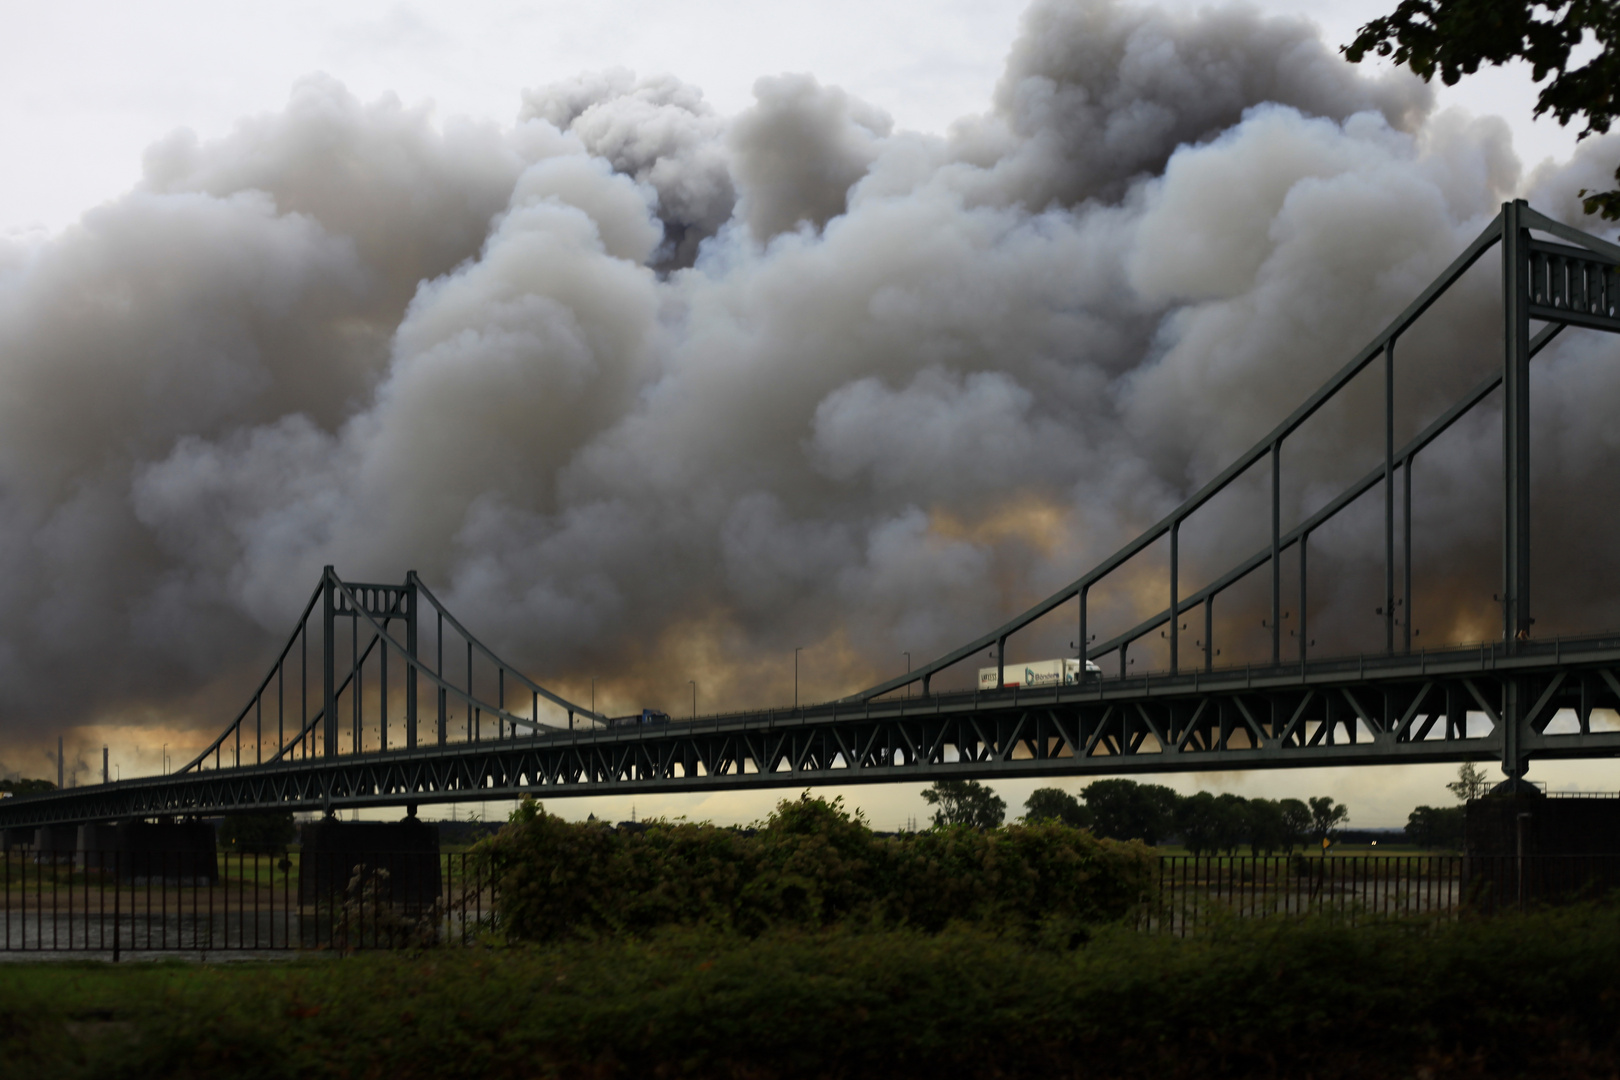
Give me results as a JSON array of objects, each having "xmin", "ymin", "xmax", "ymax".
[{"xmin": 6, "ymin": 633, "xmax": 1620, "ymax": 827}]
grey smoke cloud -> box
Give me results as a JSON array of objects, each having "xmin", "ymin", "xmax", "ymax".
[{"xmin": 0, "ymin": 0, "xmax": 1617, "ymax": 763}]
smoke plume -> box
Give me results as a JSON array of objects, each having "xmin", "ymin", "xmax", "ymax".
[{"xmin": 1, "ymin": 0, "xmax": 1617, "ymax": 768}]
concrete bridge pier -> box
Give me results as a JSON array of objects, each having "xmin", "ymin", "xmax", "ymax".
[
  {"xmin": 75, "ymin": 823, "xmax": 119, "ymax": 872},
  {"xmin": 117, "ymin": 819, "xmax": 218, "ymax": 883},
  {"xmin": 297, "ymin": 813, "xmax": 442, "ymax": 908},
  {"xmin": 33, "ymin": 824, "xmax": 76, "ymax": 863}
]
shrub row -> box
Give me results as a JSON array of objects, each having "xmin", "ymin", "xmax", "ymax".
[
  {"xmin": 18, "ymin": 907, "xmax": 1620, "ymax": 1078},
  {"xmin": 478, "ymin": 793, "xmax": 1156, "ymax": 942}
]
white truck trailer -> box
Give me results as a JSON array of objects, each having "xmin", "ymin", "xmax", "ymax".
[{"xmin": 977, "ymin": 657, "xmax": 1102, "ymax": 690}]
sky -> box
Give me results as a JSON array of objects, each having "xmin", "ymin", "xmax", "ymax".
[
  {"xmin": 0, "ymin": 0, "xmax": 1588, "ymax": 238},
  {"xmin": 0, "ymin": 0, "xmax": 1616, "ymax": 831}
]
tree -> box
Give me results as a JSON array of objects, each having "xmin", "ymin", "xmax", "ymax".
[
  {"xmin": 1081, "ymin": 779, "xmax": 1182, "ymax": 845},
  {"xmin": 1278, "ymin": 798, "xmax": 1312, "ymax": 854},
  {"xmin": 1212, "ymin": 794, "xmax": 1247, "ymax": 855},
  {"xmin": 1446, "ymin": 761, "xmax": 1492, "ymax": 802},
  {"xmin": 922, "ymin": 779, "xmax": 1005, "ymax": 829},
  {"xmin": 1246, "ymin": 798, "xmax": 1292, "ymax": 855},
  {"xmin": 1307, "ymin": 796, "xmax": 1350, "ymax": 853},
  {"xmin": 218, "ymin": 812, "xmax": 297, "ymax": 855},
  {"xmin": 1344, "ymin": 0, "xmax": 1620, "ymax": 218},
  {"xmin": 1176, "ymin": 792, "xmax": 1222, "ymax": 856},
  {"xmin": 0, "ymin": 778, "xmax": 55, "ymax": 796},
  {"xmin": 1023, "ymin": 787, "xmax": 1091, "ymax": 829},
  {"xmin": 1406, "ymin": 805, "xmax": 1467, "ymax": 849},
  {"xmin": 1175, "ymin": 793, "xmax": 1249, "ymax": 855}
]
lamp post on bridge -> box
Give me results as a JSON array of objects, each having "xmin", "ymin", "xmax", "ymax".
[
  {"xmin": 904, "ymin": 652, "xmax": 910, "ymax": 699},
  {"xmin": 688, "ymin": 680, "xmax": 696, "ymax": 721},
  {"xmin": 795, "ymin": 647, "xmax": 803, "ymax": 709}
]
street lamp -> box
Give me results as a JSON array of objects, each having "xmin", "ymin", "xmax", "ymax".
[
  {"xmin": 903, "ymin": 652, "xmax": 911, "ymax": 699},
  {"xmin": 591, "ymin": 677, "xmax": 598, "ymax": 716},
  {"xmin": 688, "ymin": 680, "xmax": 697, "ymax": 720},
  {"xmin": 795, "ymin": 647, "xmax": 803, "ymax": 708},
  {"xmin": 162, "ymin": 744, "xmax": 168, "ymax": 775}
]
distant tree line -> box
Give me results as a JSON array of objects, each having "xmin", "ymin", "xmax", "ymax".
[
  {"xmin": 925, "ymin": 778, "xmax": 1349, "ymax": 855},
  {"xmin": 931, "ymin": 760, "xmax": 1486, "ymax": 853},
  {"xmin": 1397, "ymin": 760, "xmax": 1486, "ymax": 851},
  {"xmin": 1020, "ymin": 781, "xmax": 1350, "ymax": 856},
  {"xmin": 0, "ymin": 778, "xmax": 56, "ymax": 796}
]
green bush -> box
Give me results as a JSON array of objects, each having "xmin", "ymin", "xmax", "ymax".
[
  {"xmin": 478, "ymin": 793, "xmax": 1156, "ymax": 942},
  {"xmin": 22, "ymin": 907, "xmax": 1620, "ymax": 1078}
]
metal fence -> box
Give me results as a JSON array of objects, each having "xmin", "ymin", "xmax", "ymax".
[
  {"xmin": 0, "ymin": 848, "xmax": 498, "ymax": 957},
  {"xmin": 9, "ymin": 849, "xmax": 1620, "ymax": 954},
  {"xmin": 1145, "ymin": 854, "xmax": 1620, "ymax": 935}
]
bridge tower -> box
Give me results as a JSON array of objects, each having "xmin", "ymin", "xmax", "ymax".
[
  {"xmin": 321, "ymin": 567, "xmax": 418, "ymax": 759},
  {"xmin": 1501, "ymin": 200, "xmax": 1533, "ymax": 787}
]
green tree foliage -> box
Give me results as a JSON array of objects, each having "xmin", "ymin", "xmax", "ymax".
[
  {"xmin": 1023, "ymin": 787, "xmax": 1091, "ymax": 828},
  {"xmin": 0, "ymin": 778, "xmax": 55, "ymax": 796},
  {"xmin": 1175, "ymin": 793, "xmax": 1252, "ymax": 856},
  {"xmin": 1447, "ymin": 760, "xmax": 1492, "ymax": 802},
  {"xmin": 1174, "ymin": 792, "xmax": 1221, "ymax": 856},
  {"xmin": 1344, "ymin": 0, "xmax": 1620, "ymax": 217},
  {"xmin": 1212, "ymin": 794, "xmax": 1250, "ymax": 855},
  {"xmin": 1081, "ymin": 779, "xmax": 1181, "ymax": 844},
  {"xmin": 479, "ymin": 793, "xmax": 1155, "ymax": 944},
  {"xmin": 1278, "ymin": 798, "xmax": 1312, "ymax": 852},
  {"xmin": 218, "ymin": 812, "xmax": 297, "ymax": 854},
  {"xmin": 1406, "ymin": 804, "xmax": 1467, "ymax": 849},
  {"xmin": 921, "ymin": 779, "xmax": 1005, "ymax": 829},
  {"xmin": 1244, "ymin": 798, "xmax": 1295, "ymax": 855},
  {"xmin": 1307, "ymin": 796, "xmax": 1350, "ymax": 852}
]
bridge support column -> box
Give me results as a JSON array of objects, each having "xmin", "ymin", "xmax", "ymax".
[
  {"xmin": 116, "ymin": 820, "xmax": 218, "ymax": 882},
  {"xmin": 76, "ymin": 823, "xmax": 119, "ymax": 873},
  {"xmin": 33, "ymin": 824, "xmax": 75, "ymax": 863},
  {"xmin": 323, "ymin": 567, "xmax": 337, "ymax": 759},
  {"xmin": 1502, "ymin": 199, "xmax": 1533, "ymax": 649},
  {"xmin": 405, "ymin": 573, "xmax": 419, "ymax": 749},
  {"xmin": 298, "ymin": 815, "xmax": 442, "ymax": 909},
  {"xmin": 1495, "ymin": 675, "xmax": 1534, "ymax": 793}
]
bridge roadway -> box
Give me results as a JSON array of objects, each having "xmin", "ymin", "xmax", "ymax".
[{"xmin": 6, "ymin": 632, "xmax": 1620, "ymax": 828}]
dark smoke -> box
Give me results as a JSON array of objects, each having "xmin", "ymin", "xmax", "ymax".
[{"xmin": 0, "ymin": 0, "xmax": 1616, "ymax": 773}]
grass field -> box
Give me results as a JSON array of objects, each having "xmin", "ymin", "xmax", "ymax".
[{"xmin": 5, "ymin": 904, "xmax": 1620, "ymax": 1078}]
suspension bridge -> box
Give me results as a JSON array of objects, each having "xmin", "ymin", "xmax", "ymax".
[{"xmin": 3, "ymin": 199, "xmax": 1619, "ymax": 830}]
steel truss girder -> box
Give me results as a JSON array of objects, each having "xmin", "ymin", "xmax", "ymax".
[{"xmin": 9, "ymin": 635, "xmax": 1620, "ymax": 829}]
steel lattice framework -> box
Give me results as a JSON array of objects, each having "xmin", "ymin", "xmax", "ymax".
[{"xmin": 3, "ymin": 199, "xmax": 1619, "ymax": 829}]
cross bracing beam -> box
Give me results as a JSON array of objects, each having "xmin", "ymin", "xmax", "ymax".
[{"xmin": 8, "ymin": 630, "xmax": 1620, "ymax": 829}]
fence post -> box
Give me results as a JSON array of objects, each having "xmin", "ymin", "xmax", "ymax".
[{"xmin": 113, "ymin": 850, "xmax": 121, "ymax": 964}]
